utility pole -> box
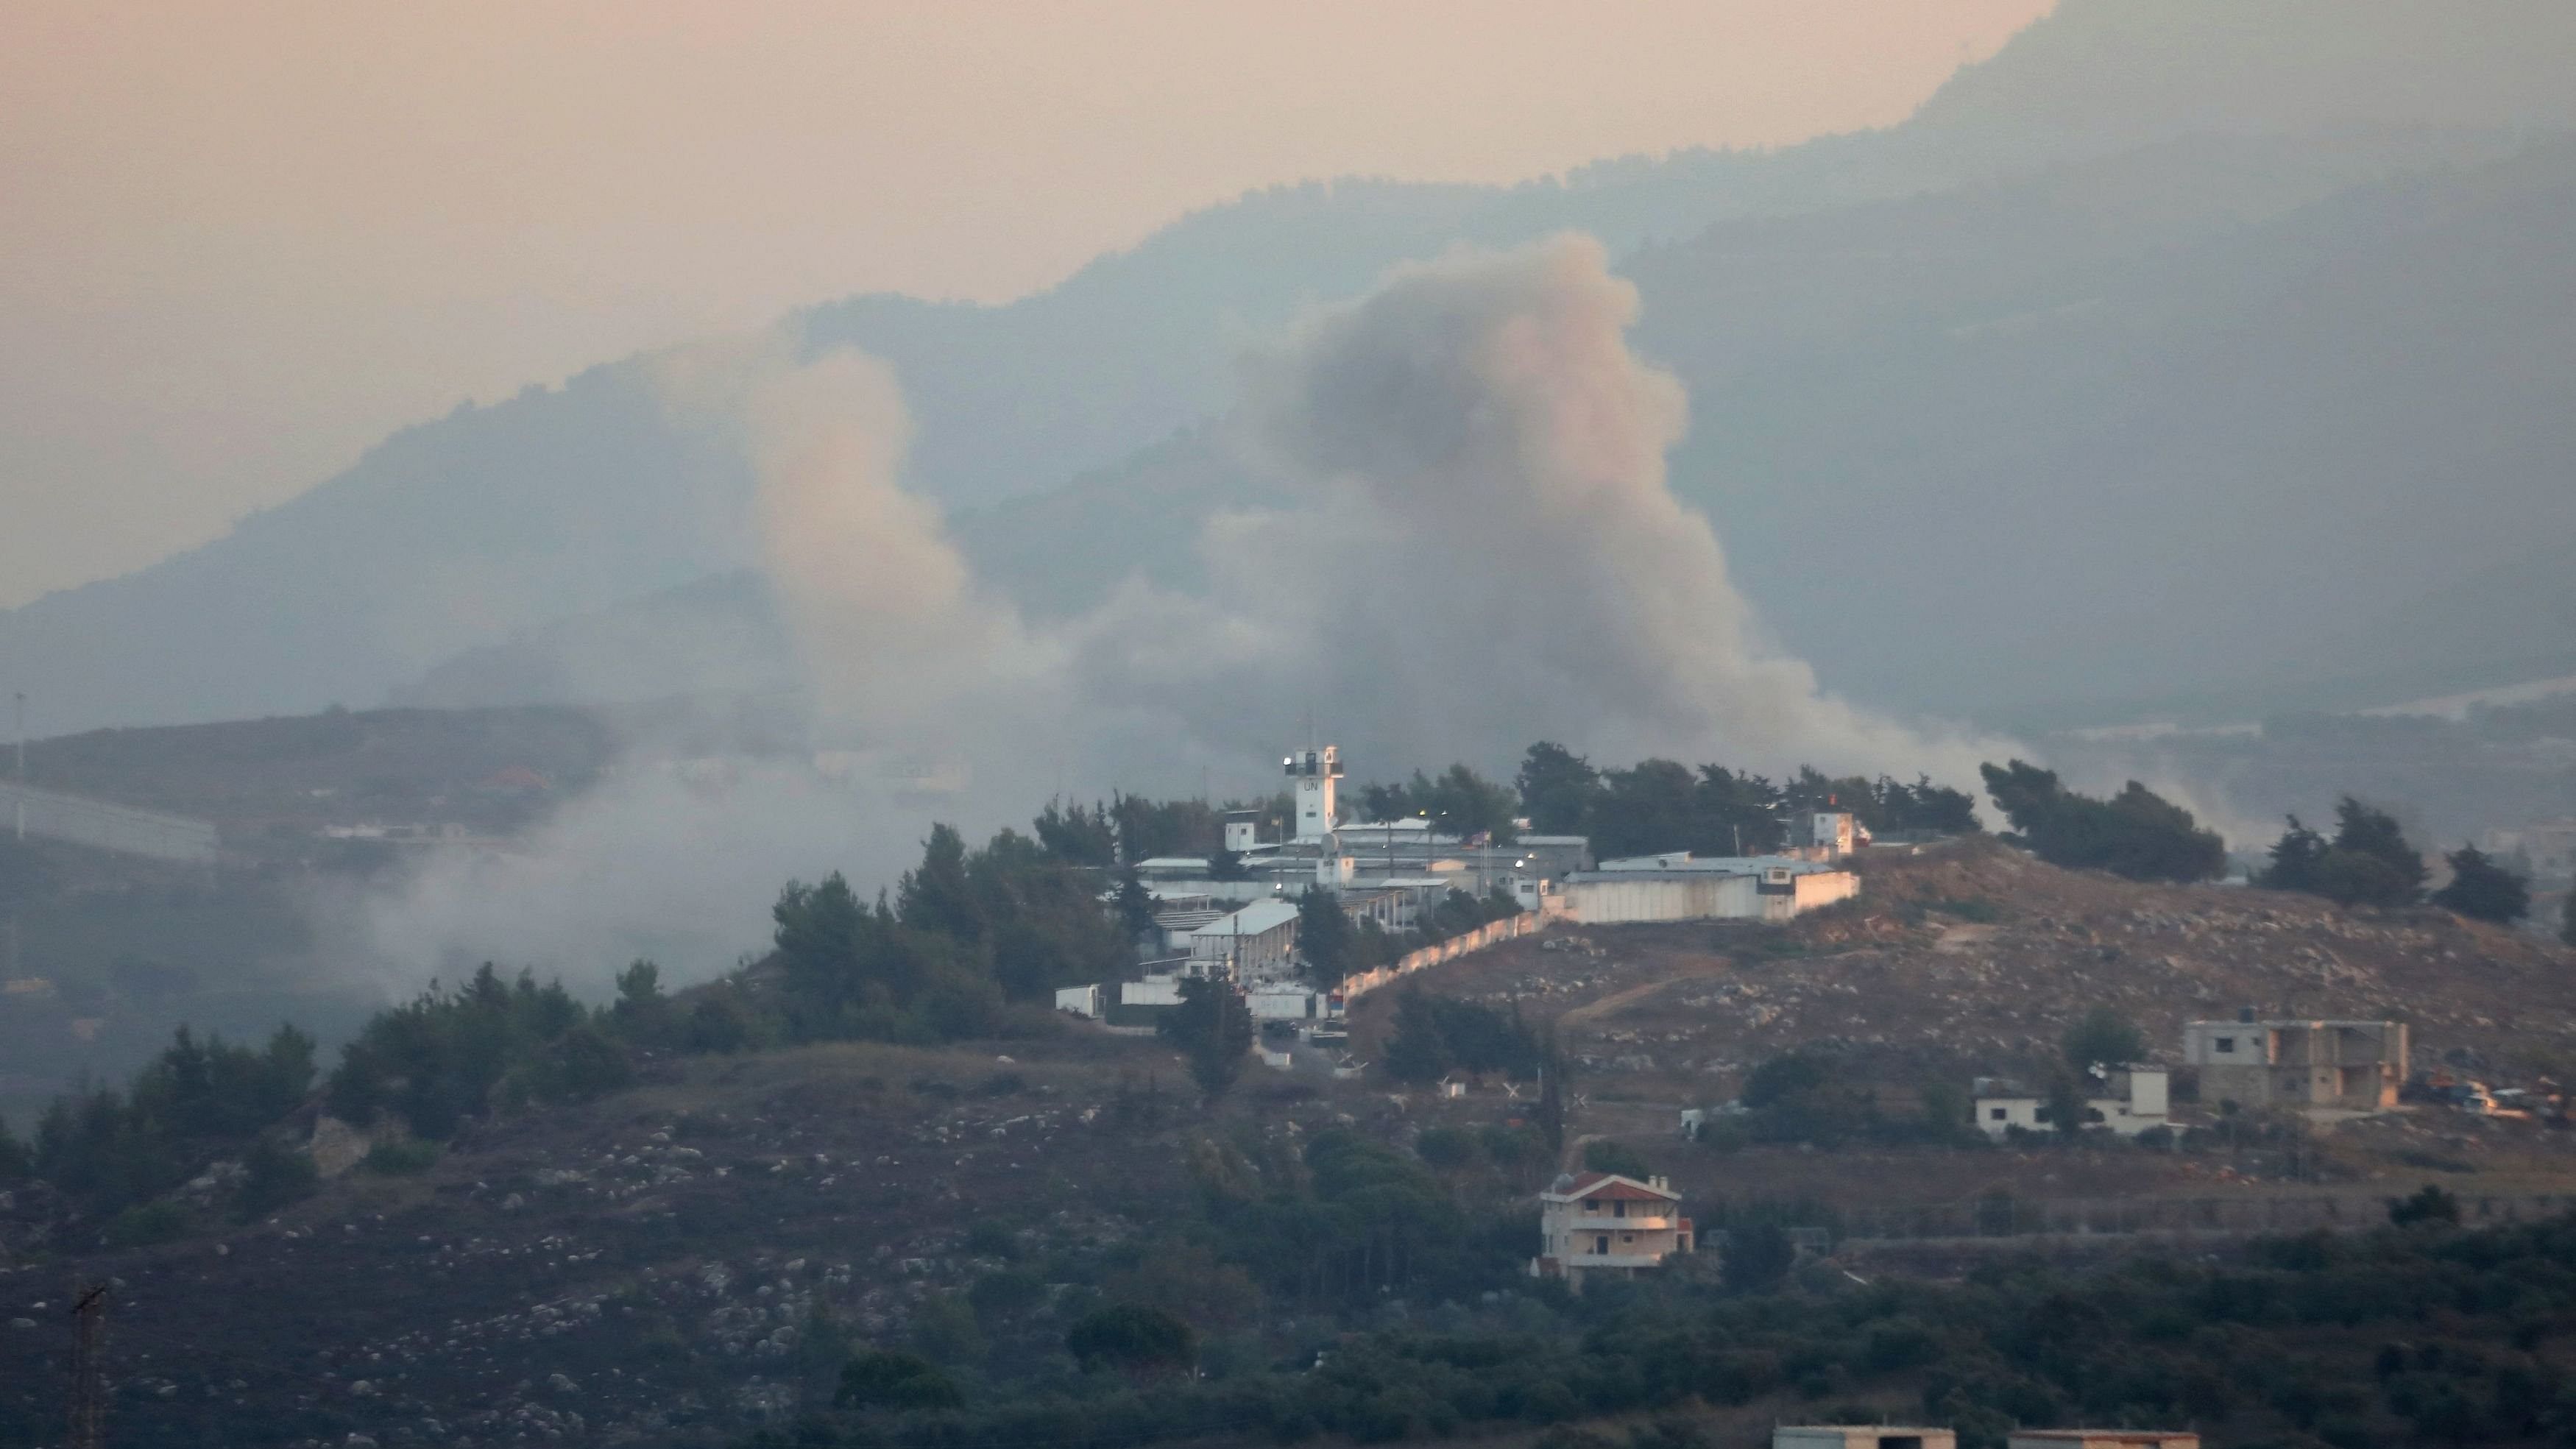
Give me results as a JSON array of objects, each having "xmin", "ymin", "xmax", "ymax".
[
  {"xmin": 7, "ymin": 691, "xmax": 21, "ymax": 980},
  {"xmin": 13, "ymin": 690, "xmax": 25, "ymax": 843},
  {"xmin": 68, "ymin": 1280, "xmax": 109, "ymax": 1449}
]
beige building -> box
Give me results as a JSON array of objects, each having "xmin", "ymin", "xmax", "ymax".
[
  {"xmin": 1563, "ymin": 854, "xmax": 1860, "ymax": 925},
  {"xmin": 1530, "ymin": 1171, "xmax": 1692, "ymax": 1290},
  {"xmin": 2008, "ymin": 1433, "xmax": 2198, "ymax": 1449},
  {"xmin": 1972, "ymin": 1066, "xmax": 2168, "ymax": 1138},
  {"xmin": 2184, "ymin": 1016, "xmax": 2406, "ymax": 1111},
  {"xmin": 1775, "ymin": 1428, "xmax": 1957, "ymax": 1449}
]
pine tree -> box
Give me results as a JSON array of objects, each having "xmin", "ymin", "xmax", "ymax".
[
  {"xmin": 2326, "ymin": 797, "xmax": 2427, "ymax": 904},
  {"xmin": 1535, "ymin": 1031, "xmax": 1569, "ymax": 1160},
  {"xmin": 2257, "ymin": 815, "xmax": 2329, "ymax": 892},
  {"xmin": 0, "ymin": 1113, "xmax": 28, "ymax": 1182},
  {"xmin": 1159, "ymin": 977, "xmax": 1250, "ymax": 1102},
  {"xmin": 1381, "ymin": 988, "xmax": 1453, "ymax": 1084},
  {"xmin": 2430, "ymin": 846, "xmax": 2530, "ymax": 924},
  {"xmin": 1294, "ymin": 888, "xmax": 1355, "ymax": 984}
]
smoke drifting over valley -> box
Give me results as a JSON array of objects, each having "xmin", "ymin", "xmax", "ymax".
[{"xmin": 354, "ymin": 238, "xmax": 2010, "ymax": 989}]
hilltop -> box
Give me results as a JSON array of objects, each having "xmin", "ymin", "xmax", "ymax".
[
  {"xmin": 1356, "ymin": 836, "xmax": 2576, "ymax": 1091},
  {"xmin": 8, "ymin": 835, "xmax": 2576, "ymax": 1445}
]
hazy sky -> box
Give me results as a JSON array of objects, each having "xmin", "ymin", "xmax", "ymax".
[{"xmin": 0, "ymin": 1, "xmax": 2050, "ymax": 609}]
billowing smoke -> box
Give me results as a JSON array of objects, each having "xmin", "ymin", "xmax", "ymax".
[
  {"xmin": 352, "ymin": 236, "xmax": 2015, "ymax": 989},
  {"xmin": 1076, "ymin": 236, "xmax": 2009, "ymax": 779}
]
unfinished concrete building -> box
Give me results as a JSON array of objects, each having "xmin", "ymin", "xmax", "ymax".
[{"xmin": 2183, "ymin": 1014, "xmax": 2406, "ymax": 1111}]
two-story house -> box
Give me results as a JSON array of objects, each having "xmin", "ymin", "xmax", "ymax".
[
  {"xmin": 2184, "ymin": 1013, "xmax": 2406, "ymax": 1111},
  {"xmin": 1530, "ymin": 1171, "xmax": 1692, "ymax": 1291}
]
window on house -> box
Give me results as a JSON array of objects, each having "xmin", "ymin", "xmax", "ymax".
[
  {"xmin": 1989, "ymin": 1107, "xmax": 2007, "ymax": 1120},
  {"xmin": 1594, "ymin": 1235, "xmax": 1609, "ymax": 1255},
  {"xmin": 1621, "ymin": 1232, "xmax": 1635, "ymax": 1243},
  {"xmin": 2215, "ymin": 1037, "xmax": 2236, "ymax": 1053},
  {"xmin": 1613, "ymin": 1200, "xmax": 1626, "ymax": 1219},
  {"xmin": 1583, "ymin": 1199, "xmax": 1599, "ymax": 1212}
]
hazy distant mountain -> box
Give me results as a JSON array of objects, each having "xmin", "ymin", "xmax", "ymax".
[
  {"xmin": 7, "ymin": 0, "xmax": 2574, "ymax": 734},
  {"xmin": 1912, "ymin": 0, "xmax": 2576, "ymax": 150},
  {"xmin": 1633, "ymin": 132, "xmax": 2576, "ymax": 726}
]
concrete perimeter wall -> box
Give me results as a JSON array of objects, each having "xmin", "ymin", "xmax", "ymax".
[{"xmin": 1340, "ymin": 912, "xmax": 1542, "ymax": 1002}]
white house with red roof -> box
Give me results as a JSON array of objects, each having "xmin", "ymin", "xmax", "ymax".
[{"xmin": 1530, "ymin": 1170, "xmax": 1692, "ymax": 1290}]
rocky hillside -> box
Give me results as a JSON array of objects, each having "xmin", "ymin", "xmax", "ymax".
[
  {"xmin": 0, "ymin": 1035, "xmax": 1284, "ymax": 1447},
  {"xmin": 9, "ymin": 837, "xmax": 2576, "ymax": 1448},
  {"xmin": 1355, "ymin": 837, "xmax": 2576, "ymax": 1094}
]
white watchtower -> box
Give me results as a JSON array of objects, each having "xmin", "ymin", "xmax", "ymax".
[{"xmin": 1285, "ymin": 745, "xmax": 1342, "ymax": 843}]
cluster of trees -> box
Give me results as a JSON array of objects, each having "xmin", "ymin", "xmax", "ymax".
[
  {"xmin": 766, "ymin": 821, "xmax": 1139, "ymax": 1042},
  {"xmin": 3, "ymin": 1024, "xmax": 316, "ymax": 1227},
  {"xmin": 768, "ymin": 1206, "xmax": 2576, "ymax": 1449},
  {"xmin": 2257, "ymin": 798, "xmax": 2430, "ymax": 907},
  {"xmin": 7, "ymin": 801, "xmax": 1156, "ymax": 1225},
  {"xmin": 1354, "ymin": 765, "xmax": 1521, "ymax": 840},
  {"xmin": 1032, "ymin": 793, "xmax": 1292, "ymax": 866},
  {"xmin": 1980, "ymin": 762, "xmax": 2225, "ymax": 882},
  {"xmin": 1381, "ymin": 989, "xmax": 1543, "ymax": 1084},
  {"xmin": 1189, "ymin": 1127, "xmax": 1529, "ymax": 1311},
  {"xmin": 1703, "ymin": 1049, "xmax": 1981, "ymax": 1152},
  {"xmin": 2259, "ymin": 798, "xmax": 2536, "ymax": 924},
  {"xmin": 327, "ymin": 963, "xmax": 635, "ymax": 1140},
  {"xmin": 1518, "ymin": 744, "xmax": 1980, "ymax": 858},
  {"xmin": 1038, "ymin": 743, "xmax": 1993, "ymax": 870}
]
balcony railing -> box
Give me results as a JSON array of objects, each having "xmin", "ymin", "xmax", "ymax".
[
  {"xmin": 1560, "ymin": 1213, "xmax": 1674, "ymax": 1230},
  {"xmin": 1567, "ymin": 1253, "xmax": 1669, "ymax": 1269}
]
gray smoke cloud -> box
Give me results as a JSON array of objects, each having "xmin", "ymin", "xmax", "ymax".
[
  {"xmin": 351, "ymin": 235, "xmax": 2017, "ymax": 990},
  {"xmin": 1075, "ymin": 235, "xmax": 2012, "ymax": 781}
]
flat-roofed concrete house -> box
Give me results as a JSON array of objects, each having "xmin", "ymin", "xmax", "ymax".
[
  {"xmin": 1972, "ymin": 1085, "xmax": 2044, "ymax": 1136},
  {"xmin": 1774, "ymin": 1427, "xmax": 1958, "ymax": 1449},
  {"xmin": 1975, "ymin": 1067, "xmax": 2169, "ymax": 1137},
  {"xmin": 1562, "ymin": 853, "xmax": 1859, "ymax": 924},
  {"xmin": 2007, "ymin": 1431, "xmax": 2199, "ymax": 1449},
  {"xmin": 1530, "ymin": 1171, "xmax": 1691, "ymax": 1290},
  {"xmin": 2087, "ymin": 1066, "xmax": 2170, "ymax": 1134},
  {"xmin": 2184, "ymin": 1015, "xmax": 2406, "ymax": 1110}
]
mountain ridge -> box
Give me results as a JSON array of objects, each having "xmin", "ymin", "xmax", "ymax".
[{"xmin": 8, "ymin": 0, "xmax": 2575, "ymax": 734}]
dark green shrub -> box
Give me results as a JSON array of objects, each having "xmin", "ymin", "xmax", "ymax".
[
  {"xmin": 2389, "ymin": 1184, "xmax": 2461, "ymax": 1227},
  {"xmin": 105, "ymin": 1199, "xmax": 189, "ymax": 1247},
  {"xmin": 1581, "ymin": 1139, "xmax": 1652, "ymax": 1179},
  {"xmin": 231, "ymin": 1136, "xmax": 317, "ymax": 1221},
  {"xmin": 1415, "ymin": 1126, "xmax": 1480, "ymax": 1169},
  {"xmin": 1066, "ymin": 1303, "xmax": 1195, "ymax": 1377}
]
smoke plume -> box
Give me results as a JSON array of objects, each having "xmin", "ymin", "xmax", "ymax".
[
  {"xmin": 1076, "ymin": 236, "xmax": 2009, "ymax": 779},
  {"xmin": 353, "ymin": 236, "xmax": 2014, "ymax": 988}
]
